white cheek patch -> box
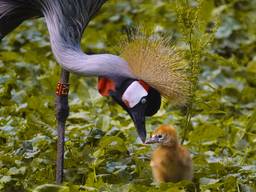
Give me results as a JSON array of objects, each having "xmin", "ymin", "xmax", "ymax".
[{"xmin": 122, "ymin": 81, "xmax": 148, "ymax": 108}]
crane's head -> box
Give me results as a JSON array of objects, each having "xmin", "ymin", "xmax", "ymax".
[
  {"xmin": 98, "ymin": 77, "xmax": 161, "ymax": 143},
  {"xmin": 145, "ymin": 125, "xmax": 178, "ymax": 147}
]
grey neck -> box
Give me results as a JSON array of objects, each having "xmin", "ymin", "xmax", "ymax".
[
  {"xmin": 50, "ymin": 44, "xmax": 135, "ymax": 79},
  {"xmin": 41, "ymin": 0, "xmax": 135, "ymax": 79}
]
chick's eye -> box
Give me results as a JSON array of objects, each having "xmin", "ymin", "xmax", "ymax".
[{"xmin": 157, "ymin": 135, "xmax": 163, "ymax": 139}]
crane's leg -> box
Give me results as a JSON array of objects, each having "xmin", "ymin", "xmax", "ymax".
[{"xmin": 55, "ymin": 69, "xmax": 70, "ymax": 184}]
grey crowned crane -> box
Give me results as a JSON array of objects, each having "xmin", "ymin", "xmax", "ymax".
[{"xmin": 0, "ymin": 0, "xmax": 190, "ymax": 184}]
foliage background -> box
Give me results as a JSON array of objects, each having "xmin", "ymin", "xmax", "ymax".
[{"xmin": 0, "ymin": 0, "xmax": 256, "ymax": 191}]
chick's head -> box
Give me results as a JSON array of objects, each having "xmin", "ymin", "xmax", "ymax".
[{"xmin": 146, "ymin": 125, "xmax": 178, "ymax": 147}]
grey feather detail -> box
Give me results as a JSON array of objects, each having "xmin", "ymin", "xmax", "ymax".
[
  {"xmin": 41, "ymin": 0, "xmax": 134, "ymax": 78},
  {"xmin": 0, "ymin": 0, "xmax": 135, "ymax": 79}
]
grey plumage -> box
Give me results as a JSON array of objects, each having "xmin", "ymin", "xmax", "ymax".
[
  {"xmin": 41, "ymin": 0, "xmax": 106, "ymax": 46},
  {"xmin": 0, "ymin": 0, "xmax": 134, "ymax": 79},
  {"xmin": 0, "ymin": 0, "xmax": 105, "ymax": 41}
]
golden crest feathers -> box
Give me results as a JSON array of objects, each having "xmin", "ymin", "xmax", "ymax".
[{"xmin": 120, "ymin": 29, "xmax": 191, "ymax": 105}]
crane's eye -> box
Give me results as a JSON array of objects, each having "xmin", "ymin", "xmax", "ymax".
[{"xmin": 141, "ymin": 98, "xmax": 147, "ymax": 104}]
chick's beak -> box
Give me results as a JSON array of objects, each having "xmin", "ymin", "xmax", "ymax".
[
  {"xmin": 129, "ymin": 104, "xmax": 147, "ymax": 143},
  {"xmin": 145, "ymin": 135, "xmax": 159, "ymax": 144}
]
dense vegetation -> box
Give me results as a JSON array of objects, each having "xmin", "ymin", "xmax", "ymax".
[{"xmin": 0, "ymin": 0, "xmax": 256, "ymax": 191}]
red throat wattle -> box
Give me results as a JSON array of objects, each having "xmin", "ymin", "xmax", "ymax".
[{"xmin": 97, "ymin": 77, "xmax": 116, "ymax": 96}]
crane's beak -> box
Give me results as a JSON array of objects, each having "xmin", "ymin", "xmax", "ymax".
[
  {"xmin": 109, "ymin": 90, "xmax": 147, "ymax": 143},
  {"xmin": 128, "ymin": 103, "xmax": 147, "ymax": 143}
]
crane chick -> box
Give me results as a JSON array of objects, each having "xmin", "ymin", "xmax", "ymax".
[{"xmin": 146, "ymin": 125, "xmax": 193, "ymax": 183}]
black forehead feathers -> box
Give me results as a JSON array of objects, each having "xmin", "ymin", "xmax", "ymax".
[{"xmin": 118, "ymin": 78, "xmax": 136, "ymax": 93}]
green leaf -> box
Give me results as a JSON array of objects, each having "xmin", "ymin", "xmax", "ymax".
[
  {"xmin": 0, "ymin": 176, "xmax": 12, "ymax": 184},
  {"xmin": 33, "ymin": 184, "xmax": 70, "ymax": 192},
  {"xmin": 246, "ymin": 108, "xmax": 256, "ymax": 132}
]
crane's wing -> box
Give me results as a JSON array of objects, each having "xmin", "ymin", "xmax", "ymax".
[
  {"xmin": 0, "ymin": 0, "xmax": 106, "ymax": 41},
  {"xmin": 0, "ymin": 0, "xmax": 40, "ymax": 39}
]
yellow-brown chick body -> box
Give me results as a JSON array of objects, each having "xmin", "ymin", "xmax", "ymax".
[{"xmin": 146, "ymin": 125, "xmax": 193, "ymax": 183}]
